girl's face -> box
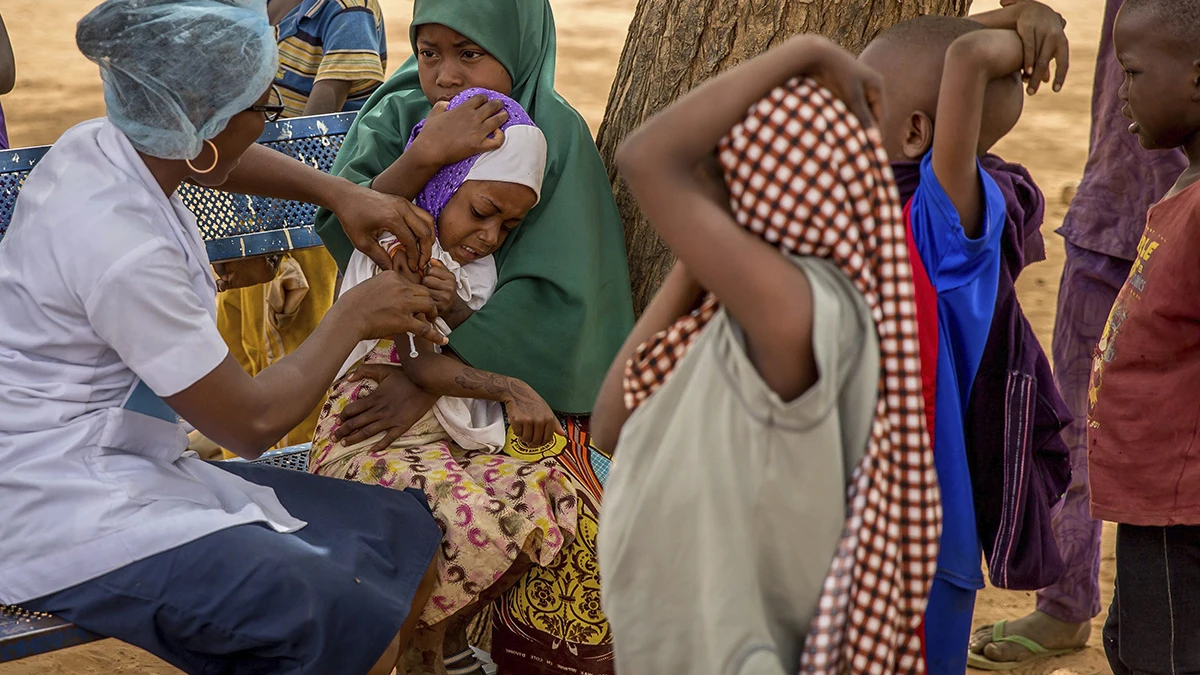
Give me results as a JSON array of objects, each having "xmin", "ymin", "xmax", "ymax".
[
  {"xmin": 437, "ymin": 180, "xmax": 536, "ymax": 265},
  {"xmin": 191, "ymin": 87, "xmax": 272, "ymax": 187},
  {"xmin": 415, "ymin": 24, "xmax": 513, "ymax": 103}
]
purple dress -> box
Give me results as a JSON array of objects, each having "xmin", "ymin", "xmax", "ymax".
[
  {"xmin": 0, "ymin": 101, "xmax": 9, "ymax": 150},
  {"xmin": 1043, "ymin": 0, "xmax": 1186, "ymax": 624},
  {"xmin": 967, "ymin": 157, "xmax": 1072, "ymax": 593}
]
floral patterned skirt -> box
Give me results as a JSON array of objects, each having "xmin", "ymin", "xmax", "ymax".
[
  {"xmin": 311, "ymin": 339, "xmax": 616, "ymax": 673},
  {"xmin": 309, "ymin": 342, "xmax": 579, "ymax": 627},
  {"xmin": 487, "ymin": 416, "xmax": 615, "ymax": 675}
]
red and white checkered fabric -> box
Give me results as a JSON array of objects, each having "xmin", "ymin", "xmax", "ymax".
[{"xmin": 623, "ymin": 79, "xmax": 940, "ymax": 674}]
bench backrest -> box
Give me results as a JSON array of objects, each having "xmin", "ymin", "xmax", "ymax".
[{"xmin": 0, "ymin": 112, "xmax": 355, "ymax": 262}]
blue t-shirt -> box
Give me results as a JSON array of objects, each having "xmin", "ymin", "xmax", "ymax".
[
  {"xmin": 909, "ymin": 153, "xmax": 1005, "ymax": 590},
  {"xmin": 272, "ymin": 0, "xmax": 388, "ymax": 118}
]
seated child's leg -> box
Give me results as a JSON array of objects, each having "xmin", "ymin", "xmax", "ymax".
[
  {"xmin": 1104, "ymin": 523, "xmax": 1200, "ymax": 675},
  {"xmin": 923, "ymin": 579, "xmax": 977, "ymax": 674},
  {"xmin": 373, "ymin": 561, "xmax": 438, "ymax": 675},
  {"xmin": 400, "ymin": 553, "xmax": 533, "ymax": 675}
]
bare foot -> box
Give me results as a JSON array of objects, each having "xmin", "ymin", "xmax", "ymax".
[{"xmin": 970, "ymin": 610, "xmax": 1090, "ymax": 663}]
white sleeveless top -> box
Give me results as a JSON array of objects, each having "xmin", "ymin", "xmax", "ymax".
[{"xmin": 599, "ymin": 256, "xmax": 880, "ymax": 675}]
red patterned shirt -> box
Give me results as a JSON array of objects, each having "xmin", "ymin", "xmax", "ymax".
[{"xmin": 1088, "ymin": 181, "xmax": 1200, "ymax": 525}]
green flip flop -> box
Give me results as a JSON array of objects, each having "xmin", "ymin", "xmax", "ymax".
[{"xmin": 966, "ymin": 620, "xmax": 1082, "ymax": 671}]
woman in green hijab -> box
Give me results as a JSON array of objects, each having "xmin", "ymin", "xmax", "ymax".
[
  {"xmin": 314, "ymin": 1, "xmax": 632, "ymax": 673},
  {"xmin": 317, "ymin": 0, "xmax": 633, "ymax": 412}
]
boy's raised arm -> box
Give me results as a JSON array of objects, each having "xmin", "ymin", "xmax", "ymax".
[
  {"xmin": 616, "ymin": 35, "xmax": 882, "ymax": 403},
  {"xmin": 935, "ymin": 3, "xmax": 1067, "ymax": 238},
  {"xmin": 971, "ymin": 0, "xmax": 1069, "ymax": 93},
  {"xmin": 933, "ymin": 30, "xmax": 1025, "ymax": 238}
]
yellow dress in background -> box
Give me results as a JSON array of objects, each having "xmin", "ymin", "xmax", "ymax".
[{"xmin": 215, "ymin": 247, "xmax": 340, "ymax": 457}]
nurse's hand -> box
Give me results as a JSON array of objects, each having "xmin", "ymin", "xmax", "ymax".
[
  {"xmin": 339, "ymin": 271, "xmax": 446, "ymax": 346},
  {"xmin": 334, "ymin": 364, "xmax": 439, "ymax": 452},
  {"xmin": 330, "ymin": 184, "xmax": 435, "ymax": 274},
  {"xmin": 171, "ymin": 267, "xmax": 436, "ymax": 459}
]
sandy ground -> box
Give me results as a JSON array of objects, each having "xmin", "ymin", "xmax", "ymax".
[{"xmin": 0, "ymin": 0, "xmax": 1113, "ymax": 672}]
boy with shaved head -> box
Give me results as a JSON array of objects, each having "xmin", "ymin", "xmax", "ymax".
[
  {"xmin": 1086, "ymin": 0, "xmax": 1200, "ymax": 671},
  {"xmin": 858, "ymin": 3, "xmax": 1070, "ymax": 672},
  {"xmin": 971, "ymin": 0, "xmax": 1188, "ymax": 669}
]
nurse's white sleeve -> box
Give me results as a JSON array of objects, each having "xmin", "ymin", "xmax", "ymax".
[{"xmin": 85, "ymin": 240, "xmax": 229, "ymax": 397}]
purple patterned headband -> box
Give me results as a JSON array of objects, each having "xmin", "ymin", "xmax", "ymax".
[{"xmin": 406, "ymin": 88, "xmax": 538, "ymax": 226}]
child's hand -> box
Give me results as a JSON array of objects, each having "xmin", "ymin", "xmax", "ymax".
[
  {"xmin": 503, "ymin": 381, "xmax": 565, "ymax": 447},
  {"xmin": 803, "ymin": 38, "xmax": 885, "ymax": 128},
  {"xmin": 336, "ymin": 364, "xmax": 439, "ymax": 452},
  {"xmin": 1001, "ymin": 0, "xmax": 1069, "ymax": 93},
  {"xmin": 420, "ymin": 260, "xmax": 460, "ymax": 315},
  {"xmin": 413, "ymin": 95, "xmax": 508, "ymax": 168},
  {"xmin": 213, "ymin": 256, "xmax": 278, "ymax": 292},
  {"xmin": 420, "ymin": 260, "xmax": 472, "ymax": 328},
  {"xmin": 384, "ymin": 241, "xmax": 424, "ymax": 283},
  {"xmin": 328, "ymin": 184, "xmax": 435, "ymax": 274}
]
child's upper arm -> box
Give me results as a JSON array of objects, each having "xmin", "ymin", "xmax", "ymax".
[
  {"xmin": 931, "ymin": 30, "xmax": 1024, "ymax": 239},
  {"xmin": 910, "ymin": 155, "xmax": 1007, "ymax": 288},
  {"xmin": 619, "ymin": 160, "xmax": 820, "ymax": 403}
]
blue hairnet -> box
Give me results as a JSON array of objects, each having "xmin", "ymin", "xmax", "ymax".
[{"xmin": 76, "ymin": 0, "xmax": 278, "ymax": 160}]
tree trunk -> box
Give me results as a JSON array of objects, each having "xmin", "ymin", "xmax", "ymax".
[{"xmin": 597, "ymin": 0, "xmax": 972, "ymax": 312}]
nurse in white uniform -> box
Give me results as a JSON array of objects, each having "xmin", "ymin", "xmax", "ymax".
[{"xmin": 0, "ymin": 1, "xmax": 447, "ymax": 673}]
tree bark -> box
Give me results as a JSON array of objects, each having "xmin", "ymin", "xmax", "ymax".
[{"xmin": 597, "ymin": 0, "xmax": 972, "ymax": 312}]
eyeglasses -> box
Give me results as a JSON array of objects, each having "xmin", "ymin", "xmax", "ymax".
[{"xmin": 247, "ymin": 86, "xmax": 286, "ymax": 123}]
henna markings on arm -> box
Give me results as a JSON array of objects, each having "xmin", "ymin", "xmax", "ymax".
[{"xmin": 452, "ymin": 369, "xmax": 525, "ymax": 402}]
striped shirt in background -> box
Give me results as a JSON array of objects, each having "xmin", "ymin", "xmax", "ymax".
[{"xmin": 272, "ymin": 0, "xmax": 387, "ymax": 118}]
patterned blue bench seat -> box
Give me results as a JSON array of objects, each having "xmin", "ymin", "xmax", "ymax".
[{"xmin": 0, "ymin": 112, "xmax": 353, "ymax": 663}]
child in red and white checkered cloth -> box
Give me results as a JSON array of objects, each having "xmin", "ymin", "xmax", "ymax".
[{"xmin": 592, "ymin": 35, "xmax": 937, "ymax": 675}]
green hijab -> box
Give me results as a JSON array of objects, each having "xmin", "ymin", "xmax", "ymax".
[{"xmin": 315, "ymin": 0, "xmax": 634, "ymax": 414}]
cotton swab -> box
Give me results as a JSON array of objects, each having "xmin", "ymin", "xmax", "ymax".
[{"xmin": 408, "ymin": 333, "xmax": 419, "ymax": 358}]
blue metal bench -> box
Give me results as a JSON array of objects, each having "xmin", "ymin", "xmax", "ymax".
[{"xmin": 0, "ymin": 112, "xmax": 354, "ymax": 663}]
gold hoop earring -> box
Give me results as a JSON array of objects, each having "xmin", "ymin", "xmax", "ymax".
[{"xmin": 185, "ymin": 140, "xmax": 220, "ymax": 175}]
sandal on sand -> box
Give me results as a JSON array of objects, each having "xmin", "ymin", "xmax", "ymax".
[
  {"xmin": 967, "ymin": 620, "xmax": 1081, "ymax": 671},
  {"xmin": 445, "ymin": 648, "xmax": 487, "ymax": 675}
]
